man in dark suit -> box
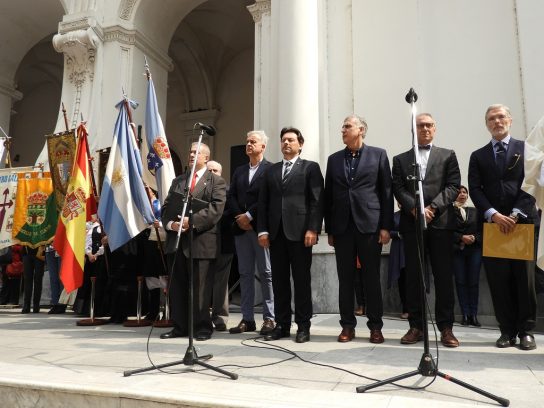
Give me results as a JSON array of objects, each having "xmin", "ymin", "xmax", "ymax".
[
  {"xmin": 392, "ymin": 113, "xmax": 461, "ymax": 347},
  {"xmin": 258, "ymin": 127, "xmax": 324, "ymax": 343},
  {"xmin": 468, "ymin": 104, "xmax": 537, "ymax": 350},
  {"xmin": 227, "ymin": 130, "xmax": 275, "ymax": 335},
  {"xmin": 160, "ymin": 142, "xmax": 226, "ymax": 341},
  {"xmin": 324, "ymin": 115, "xmax": 393, "ymax": 344}
]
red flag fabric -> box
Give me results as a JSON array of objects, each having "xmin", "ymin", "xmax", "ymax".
[{"xmin": 54, "ymin": 124, "xmax": 97, "ymax": 292}]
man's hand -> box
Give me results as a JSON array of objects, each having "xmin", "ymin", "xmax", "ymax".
[
  {"xmin": 491, "ymin": 212, "xmax": 516, "ymax": 234},
  {"xmin": 304, "ymin": 230, "xmax": 318, "ymax": 247},
  {"xmin": 461, "ymin": 234, "xmax": 476, "ymax": 245},
  {"xmin": 424, "ymin": 206, "xmax": 436, "ymax": 223},
  {"xmin": 258, "ymin": 234, "xmax": 270, "ymax": 248},
  {"xmin": 235, "ymin": 213, "xmax": 253, "ymax": 231},
  {"xmin": 378, "ymin": 229, "xmax": 391, "ymax": 245},
  {"xmin": 328, "ymin": 234, "xmax": 334, "ymax": 247}
]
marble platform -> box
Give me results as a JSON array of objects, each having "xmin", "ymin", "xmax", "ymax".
[{"xmin": 0, "ymin": 309, "xmax": 543, "ymax": 407}]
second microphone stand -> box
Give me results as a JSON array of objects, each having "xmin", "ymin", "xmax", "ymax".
[{"xmin": 356, "ymin": 88, "xmax": 509, "ymax": 407}]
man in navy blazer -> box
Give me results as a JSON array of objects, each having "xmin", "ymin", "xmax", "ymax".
[
  {"xmin": 324, "ymin": 115, "xmax": 393, "ymax": 344},
  {"xmin": 392, "ymin": 113, "xmax": 461, "ymax": 348},
  {"xmin": 468, "ymin": 104, "xmax": 537, "ymax": 350},
  {"xmin": 227, "ymin": 130, "xmax": 275, "ymax": 336},
  {"xmin": 257, "ymin": 126, "xmax": 324, "ymax": 343}
]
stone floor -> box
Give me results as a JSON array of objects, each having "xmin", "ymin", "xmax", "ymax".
[{"xmin": 0, "ymin": 307, "xmax": 542, "ymax": 407}]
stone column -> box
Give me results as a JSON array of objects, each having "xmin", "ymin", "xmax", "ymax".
[
  {"xmin": 0, "ymin": 78, "xmax": 22, "ymax": 140},
  {"xmin": 248, "ymin": 0, "xmax": 320, "ymax": 163}
]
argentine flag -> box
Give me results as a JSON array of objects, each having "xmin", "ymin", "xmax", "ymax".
[
  {"xmin": 142, "ymin": 75, "xmax": 176, "ymax": 204},
  {"xmin": 98, "ymin": 99, "xmax": 155, "ymax": 251}
]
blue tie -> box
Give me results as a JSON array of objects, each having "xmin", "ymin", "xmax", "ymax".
[{"xmin": 495, "ymin": 142, "xmax": 506, "ymax": 173}]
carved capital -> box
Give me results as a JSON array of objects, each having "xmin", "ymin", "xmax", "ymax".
[
  {"xmin": 247, "ymin": 0, "xmax": 271, "ymax": 23},
  {"xmin": 53, "ymin": 28, "xmax": 99, "ymax": 87}
]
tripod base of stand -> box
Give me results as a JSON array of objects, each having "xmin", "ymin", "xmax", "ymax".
[
  {"xmin": 123, "ymin": 318, "xmax": 152, "ymax": 327},
  {"xmin": 153, "ymin": 319, "xmax": 173, "ymax": 328},
  {"xmin": 356, "ymin": 352, "xmax": 509, "ymax": 407},
  {"xmin": 123, "ymin": 345, "xmax": 238, "ymax": 380},
  {"xmin": 77, "ymin": 318, "xmax": 109, "ymax": 326}
]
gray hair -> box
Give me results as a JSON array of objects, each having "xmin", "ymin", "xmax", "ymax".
[
  {"xmin": 206, "ymin": 160, "xmax": 222, "ymax": 175},
  {"xmin": 485, "ymin": 104, "xmax": 512, "ymax": 121},
  {"xmin": 344, "ymin": 115, "xmax": 368, "ymax": 135},
  {"xmin": 191, "ymin": 142, "xmax": 210, "ymax": 158},
  {"xmin": 246, "ymin": 130, "xmax": 268, "ymax": 146}
]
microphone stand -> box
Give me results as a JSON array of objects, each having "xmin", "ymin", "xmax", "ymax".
[
  {"xmin": 123, "ymin": 129, "xmax": 237, "ymax": 380},
  {"xmin": 356, "ymin": 88, "xmax": 509, "ymax": 407}
]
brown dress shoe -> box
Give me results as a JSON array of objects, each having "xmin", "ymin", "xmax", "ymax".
[
  {"xmin": 369, "ymin": 329, "xmax": 384, "ymax": 344},
  {"xmin": 260, "ymin": 318, "xmax": 275, "ymax": 335},
  {"xmin": 337, "ymin": 327, "xmax": 355, "ymax": 342},
  {"xmin": 229, "ymin": 319, "xmax": 256, "ymax": 334},
  {"xmin": 400, "ymin": 327, "xmax": 423, "ymax": 344},
  {"xmin": 440, "ymin": 328, "xmax": 459, "ymax": 348}
]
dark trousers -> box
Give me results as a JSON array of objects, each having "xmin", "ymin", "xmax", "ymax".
[
  {"xmin": 403, "ymin": 228, "xmax": 455, "ymax": 331},
  {"xmin": 169, "ymin": 252, "xmax": 213, "ymax": 334},
  {"xmin": 269, "ymin": 229, "xmax": 312, "ymax": 330},
  {"xmin": 333, "ymin": 225, "xmax": 383, "ymax": 330},
  {"xmin": 453, "ymin": 246, "xmax": 482, "ymax": 316},
  {"xmin": 22, "ymin": 253, "xmax": 45, "ymax": 311},
  {"xmin": 483, "ymin": 257, "xmax": 536, "ymax": 337}
]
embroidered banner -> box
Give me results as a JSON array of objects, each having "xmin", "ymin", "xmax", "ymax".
[
  {"xmin": 12, "ymin": 171, "xmax": 57, "ymax": 248},
  {"xmin": 0, "ymin": 166, "xmax": 34, "ymax": 249},
  {"xmin": 46, "ymin": 130, "xmax": 77, "ymax": 212}
]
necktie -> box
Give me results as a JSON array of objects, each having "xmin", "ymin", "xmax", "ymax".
[
  {"xmin": 282, "ymin": 161, "xmax": 292, "ymax": 183},
  {"xmin": 190, "ymin": 172, "xmax": 198, "ymax": 192},
  {"xmin": 495, "ymin": 142, "xmax": 506, "ymax": 173}
]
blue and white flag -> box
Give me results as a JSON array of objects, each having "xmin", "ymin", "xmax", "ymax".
[
  {"xmin": 143, "ymin": 76, "xmax": 176, "ymax": 204},
  {"xmin": 98, "ymin": 99, "xmax": 155, "ymax": 252}
]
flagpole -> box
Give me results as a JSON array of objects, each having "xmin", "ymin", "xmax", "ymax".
[
  {"xmin": 0, "ymin": 126, "xmax": 12, "ymax": 168},
  {"xmin": 62, "ymin": 103, "xmax": 70, "ymax": 132}
]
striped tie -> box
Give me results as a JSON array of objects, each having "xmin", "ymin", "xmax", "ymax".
[{"xmin": 282, "ymin": 161, "xmax": 292, "ymax": 183}]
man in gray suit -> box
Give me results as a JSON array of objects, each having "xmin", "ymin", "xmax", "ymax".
[
  {"xmin": 257, "ymin": 127, "xmax": 324, "ymax": 343},
  {"xmin": 227, "ymin": 131, "xmax": 275, "ymax": 335},
  {"xmin": 160, "ymin": 142, "xmax": 226, "ymax": 341},
  {"xmin": 392, "ymin": 113, "xmax": 461, "ymax": 348}
]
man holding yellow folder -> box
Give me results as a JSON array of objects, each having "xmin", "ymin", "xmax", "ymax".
[{"xmin": 468, "ymin": 104, "xmax": 537, "ymax": 351}]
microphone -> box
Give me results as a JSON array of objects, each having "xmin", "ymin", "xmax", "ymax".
[
  {"xmin": 196, "ymin": 122, "xmax": 216, "ymax": 136},
  {"xmin": 405, "ymin": 88, "xmax": 418, "ymax": 104}
]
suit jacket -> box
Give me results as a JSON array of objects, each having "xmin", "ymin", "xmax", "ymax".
[
  {"xmin": 453, "ymin": 206, "xmax": 482, "ymax": 251},
  {"xmin": 392, "ymin": 146, "xmax": 461, "ymax": 233},
  {"xmin": 162, "ymin": 169, "xmax": 226, "ymax": 258},
  {"xmin": 227, "ymin": 158, "xmax": 271, "ymax": 229},
  {"xmin": 324, "ymin": 145, "xmax": 393, "ymax": 235},
  {"xmin": 468, "ymin": 138, "xmax": 536, "ymax": 223},
  {"xmin": 257, "ymin": 158, "xmax": 324, "ymax": 242}
]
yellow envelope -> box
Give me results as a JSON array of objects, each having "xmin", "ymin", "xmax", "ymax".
[{"xmin": 482, "ymin": 223, "xmax": 535, "ymax": 261}]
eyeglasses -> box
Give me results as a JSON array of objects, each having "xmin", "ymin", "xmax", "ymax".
[{"xmin": 416, "ymin": 123, "xmax": 435, "ymax": 129}]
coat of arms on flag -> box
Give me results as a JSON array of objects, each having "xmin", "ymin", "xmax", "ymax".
[
  {"xmin": 12, "ymin": 171, "xmax": 57, "ymax": 248},
  {"xmin": 46, "ymin": 130, "xmax": 77, "ymax": 212}
]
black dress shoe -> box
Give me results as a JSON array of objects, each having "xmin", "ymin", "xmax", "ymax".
[
  {"xmin": 21, "ymin": 308, "xmax": 30, "ymax": 314},
  {"xmin": 196, "ymin": 331, "xmax": 212, "ymax": 341},
  {"xmin": 295, "ymin": 330, "xmax": 310, "ymax": 343},
  {"xmin": 468, "ymin": 315, "xmax": 481, "ymax": 327},
  {"xmin": 264, "ymin": 326, "xmax": 290, "ymax": 341},
  {"xmin": 461, "ymin": 315, "xmax": 469, "ymax": 326},
  {"xmin": 48, "ymin": 305, "xmax": 67, "ymax": 314},
  {"xmin": 496, "ymin": 334, "xmax": 516, "ymax": 348},
  {"xmin": 520, "ymin": 334, "xmax": 536, "ymax": 350},
  {"xmin": 160, "ymin": 329, "xmax": 187, "ymax": 339},
  {"xmin": 214, "ymin": 323, "xmax": 227, "ymax": 332}
]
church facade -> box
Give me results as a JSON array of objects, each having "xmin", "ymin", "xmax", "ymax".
[{"xmin": 1, "ymin": 0, "xmax": 543, "ymax": 320}]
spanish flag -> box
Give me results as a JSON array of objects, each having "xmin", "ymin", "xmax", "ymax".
[{"xmin": 54, "ymin": 124, "xmax": 97, "ymax": 293}]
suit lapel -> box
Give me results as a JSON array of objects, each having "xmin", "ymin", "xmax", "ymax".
[
  {"xmin": 192, "ymin": 171, "xmax": 209, "ymax": 197},
  {"xmin": 424, "ymin": 147, "xmax": 438, "ymax": 180},
  {"xmin": 249, "ymin": 160, "xmax": 267, "ymax": 186}
]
